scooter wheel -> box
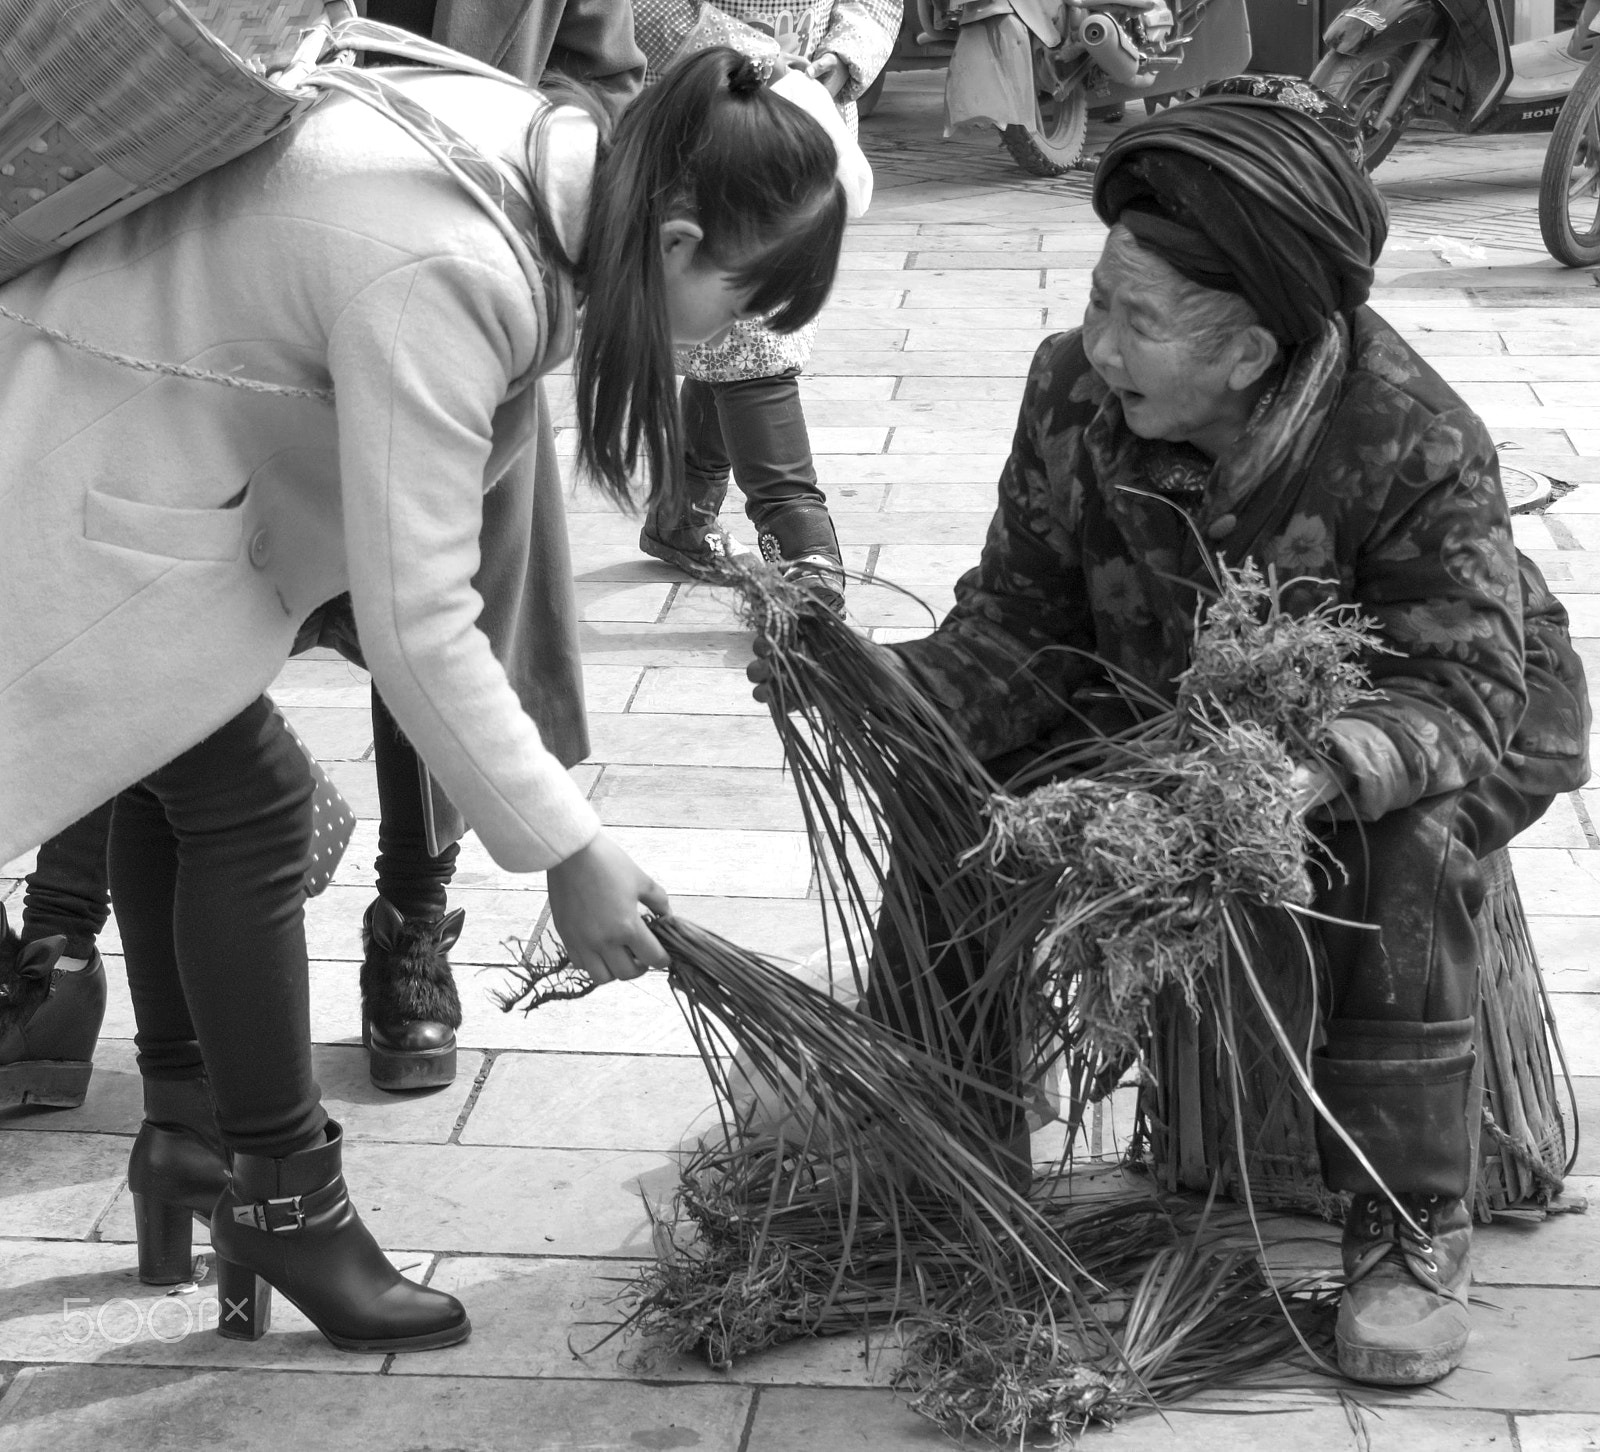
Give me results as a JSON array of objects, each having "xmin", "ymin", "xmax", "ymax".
[
  {"xmin": 1310, "ymin": 40, "xmax": 1421, "ymax": 171},
  {"xmin": 999, "ymin": 84, "xmax": 1089, "ymax": 178},
  {"xmin": 1539, "ymin": 49, "xmax": 1600, "ymax": 266}
]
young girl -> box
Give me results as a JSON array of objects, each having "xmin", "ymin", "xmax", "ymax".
[
  {"xmin": 0, "ymin": 48, "xmax": 848, "ymax": 1355},
  {"xmin": 633, "ymin": 0, "xmax": 899, "ymax": 609}
]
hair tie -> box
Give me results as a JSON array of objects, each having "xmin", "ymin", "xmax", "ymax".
[{"xmin": 726, "ymin": 55, "xmax": 768, "ymax": 95}]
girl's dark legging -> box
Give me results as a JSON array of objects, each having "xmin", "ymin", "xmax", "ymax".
[
  {"xmin": 679, "ymin": 371, "xmax": 840, "ymax": 560},
  {"xmin": 22, "ymin": 689, "xmax": 458, "ymax": 952},
  {"xmin": 108, "ymin": 696, "xmax": 327, "ymax": 1159}
]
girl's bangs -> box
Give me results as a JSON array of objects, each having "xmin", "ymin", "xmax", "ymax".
[{"xmin": 728, "ymin": 181, "xmax": 848, "ymax": 334}]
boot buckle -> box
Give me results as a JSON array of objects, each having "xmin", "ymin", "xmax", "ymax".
[{"xmin": 232, "ymin": 1195, "xmax": 305, "ymax": 1233}]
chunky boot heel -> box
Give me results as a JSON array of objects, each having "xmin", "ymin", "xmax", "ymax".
[
  {"xmin": 127, "ymin": 1076, "xmax": 230, "ymax": 1286},
  {"xmin": 216, "ymin": 1258, "xmax": 273, "ymax": 1341},
  {"xmin": 133, "ymin": 1194, "xmax": 195, "ymax": 1286},
  {"xmin": 211, "ymin": 1120, "xmax": 469, "ymax": 1354}
]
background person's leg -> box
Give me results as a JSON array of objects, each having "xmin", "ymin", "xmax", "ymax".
[
  {"xmin": 364, "ymin": 689, "xmax": 463, "ymax": 1090},
  {"xmin": 23, "ymin": 801, "xmax": 115, "ymax": 959}
]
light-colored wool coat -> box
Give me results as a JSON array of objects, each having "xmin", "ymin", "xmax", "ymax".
[{"xmin": 0, "ymin": 71, "xmax": 601, "ymax": 874}]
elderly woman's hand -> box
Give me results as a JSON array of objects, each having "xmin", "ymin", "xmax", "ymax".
[
  {"xmin": 1290, "ymin": 762, "xmax": 1343, "ymax": 815},
  {"xmin": 747, "ymin": 634, "xmax": 781, "ymax": 706}
]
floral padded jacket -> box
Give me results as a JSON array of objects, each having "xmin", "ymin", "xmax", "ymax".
[
  {"xmin": 892, "ymin": 310, "xmax": 1589, "ymax": 821},
  {"xmin": 632, "ymin": 0, "xmax": 898, "ymax": 382}
]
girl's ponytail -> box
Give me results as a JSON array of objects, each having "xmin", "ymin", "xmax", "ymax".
[{"xmin": 573, "ymin": 47, "xmax": 847, "ymax": 510}]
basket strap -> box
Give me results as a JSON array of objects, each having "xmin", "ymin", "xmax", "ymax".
[
  {"xmin": 302, "ymin": 67, "xmax": 568, "ymax": 365},
  {"xmin": 320, "ymin": 17, "xmax": 537, "ymax": 88}
]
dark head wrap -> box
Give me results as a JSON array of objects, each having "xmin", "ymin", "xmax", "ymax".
[{"xmin": 1092, "ymin": 76, "xmax": 1389, "ymax": 345}]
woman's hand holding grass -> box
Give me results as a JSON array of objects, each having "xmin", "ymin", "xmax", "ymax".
[{"xmin": 547, "ymin": 832, "xmax": 670, "ymax": 984}]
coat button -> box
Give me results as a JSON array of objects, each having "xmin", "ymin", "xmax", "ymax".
[
  {"xmin": 1207, "ymin": 513, "xmax": 1237, "ymax": 540},
  {"xmin": 248, "ymin": 528, "xmax": 272, "ymax": 567}
]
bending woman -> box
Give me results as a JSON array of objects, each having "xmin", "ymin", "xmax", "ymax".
[{"xmin": 0, "ymin": 48, "xmax": 849, "ymax": 1353}]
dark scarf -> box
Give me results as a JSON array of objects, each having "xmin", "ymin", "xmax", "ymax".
[{"xmin": 1092, "ymin": 76, "xmax": 1388, "ymax": 345}]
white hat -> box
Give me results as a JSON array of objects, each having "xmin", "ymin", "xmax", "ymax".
[{"xmin": 769, "ymin": 70, "xmax": 874, "ymax": 219}]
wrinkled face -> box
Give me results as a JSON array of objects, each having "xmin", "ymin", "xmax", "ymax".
[{"xmin": 1081, "ymin": 245, "xmax": 1247, "ymax": 455}]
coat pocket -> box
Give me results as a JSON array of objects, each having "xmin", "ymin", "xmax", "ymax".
[{"xmin": 84, "ymin": 489, "xmax": 245, "ymax": 562}]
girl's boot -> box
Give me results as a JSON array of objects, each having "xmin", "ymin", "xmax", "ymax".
[
  {"xmin": 361, "ymin": 897, "xmax": 463, "ymax": 1091},
  {"xmin": 640, "ymin": 471, "xmax": 748, "ymax": 574},
  {"xmin": 127, "ymin": 1075, "xmax": 230, "ymax": 1284},
  {"xmin": 211, "ymin": 1120, "xmax": 469, "ymax": 1353},
  {"xmin": 0, "ymin": 903, "xmax": 106, "ymax": 1110},
  {"xmin": 758, "ymin": 507, "xmax": 846, "ymax": 616}
]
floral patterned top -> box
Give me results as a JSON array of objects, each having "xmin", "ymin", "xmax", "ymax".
[
  {"xmin": 633, "ymin": 0, "xmax": 898, "ymax": 382},
  {"xmin": 892, "ymin": 310, "xmax": 1537, "ymax": 823}
]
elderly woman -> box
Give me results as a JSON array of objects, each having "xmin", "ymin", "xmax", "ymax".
[{"xmin": 758, "ymin": 78, "xmax": 1588, "ymax": 1387}]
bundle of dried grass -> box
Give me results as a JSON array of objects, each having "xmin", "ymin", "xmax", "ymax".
[{"xmin": 497, "ymin": 557, "xmax": 1376, "ymax": 1443}]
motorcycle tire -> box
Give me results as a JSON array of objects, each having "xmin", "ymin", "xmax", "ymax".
[
  {"xmin": 1310, "ymin": 39, "xmax": 1422, "ymax": 171},
  {"xmin": 1538, "ymin": 49, "xmax": 1600, "ymax": 266},
  {"xmin": 1000, "ymin": 84, "xmax": 1089, "ymax": 177}
]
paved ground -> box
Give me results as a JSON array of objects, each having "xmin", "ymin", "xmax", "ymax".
[{"xmin": 3, "ymin": 73, "xmax": 1598, "ymax": 1451}]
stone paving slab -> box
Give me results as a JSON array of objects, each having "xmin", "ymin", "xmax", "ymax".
[
  {"xmin": 0, "ymin": 1132, "xmax": 128, "ymax": 1241},
  {"xmin": 0, "ymin": 1041, "xmax": 482, "ymax": 1145},
  {"xmin": 0, "ymin": 1240, "xmax": 424, "ymax": 1373},
  {"xmin": 458, "ymin": 1052, "xmax": 720, "ymax": 1152},
  {"xmin": 0, "ymin": 1365, "xmax": 754, "ymax": 1452}
]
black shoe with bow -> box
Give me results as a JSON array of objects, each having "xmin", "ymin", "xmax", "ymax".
[
  {"xmin": 0, "ymin": 903, "xmax": 105, "ymax": 1110},
  {"xmin": 361, "ymin": 897, "xmax": 463, "ymax": 1092}
]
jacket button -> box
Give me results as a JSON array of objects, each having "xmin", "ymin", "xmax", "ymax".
[
  {"xmin": 1207, "ymin": 513, "xmax": 1237, "ymax": 540},
  {"xmin": 248, "ymin": 528, "xmax": 272, "ymax": 567}
]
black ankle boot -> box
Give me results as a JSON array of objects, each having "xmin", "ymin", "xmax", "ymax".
[
  {"xmin": 128, "ymin": 1077, "xmax": 230, "ymax": 1285},
  {"xmin": 211, "ymin": 1120, "xmax": 469, "ymax": 1353},
  {"xmin": 361, "ymin": 898, "xmax": 463, "ymax": 1092},
  {"xmin": 0, "ymin": 904, "xmax": 106, "ymax": 1110}
]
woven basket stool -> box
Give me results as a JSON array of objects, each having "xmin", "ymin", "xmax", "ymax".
[{"xmin": 1135, "ymin": 846, "xmax": 1570, "ymax": 1223}]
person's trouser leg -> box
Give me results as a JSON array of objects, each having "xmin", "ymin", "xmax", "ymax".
[
  {"xmin": 712, "ymin": 372, "xmax": 839, "ymax": 565},
  {"xmin": 109, "ymin": 697, "xmax": 325, "ymax": 1159},
  {"xmin": 371, "ymin": 689, "xmax": 457, "ymax": 919},
  {"xmin": 23, "ymin": 802, "xmax": 115, "ymax": 958},
  {"xmin": 1312, "ymin": 790, "xmax": 1482, "ymax": 1198}
]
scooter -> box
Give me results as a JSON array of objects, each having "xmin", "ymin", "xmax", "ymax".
[
  {"xmin": 1310, "ymin": 0, "xmax": 1600, "ymax": 168},
  {"xmin": 907, "ymin": 0, "xmax": 1252, "ymax": 175}
]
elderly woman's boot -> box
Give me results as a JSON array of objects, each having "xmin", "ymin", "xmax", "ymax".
[
  {"xmin": 128, "ymin": 1076, "xmax": 230, "ymax": 1285},
  {"xmin": 361, "ymin": 898, "xmax": 463, "ymax": 1091},
  {"xmin": 1336, "ymin": 1192, "xmax": 1472, "ymax": 1385},
  {"xmin": 211, "ymin": 1120, "xmax": 469, "ymax": 1353},
  {"xmin": 0, "ymin": 904, "xmax": 105, "ymax": 1110}
]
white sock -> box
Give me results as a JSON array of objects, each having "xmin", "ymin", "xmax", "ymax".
[{"xmin": 56, "ymin": 955, "xmax": 91, "ymax": 973}]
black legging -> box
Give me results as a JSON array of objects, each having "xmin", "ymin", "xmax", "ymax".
[
  {"xmin": 24, "ymin": 689, "xmax": 456, "ymax": 949},
  {"xmin": 371, "ymin": 690, "xmax": 458, "ymax": 920},
  {"xmin": 109, "ymin": 697, "xmax": 327, "ymax": 1160}
]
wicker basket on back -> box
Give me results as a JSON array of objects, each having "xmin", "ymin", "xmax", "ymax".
[
  {"xmin": 1136, "ymin": 846, "xmax": 1572, "ymax": 1223},
  {"xmin": 0, "ymin": 0, "xmax": 345, "ymax": 282}
]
